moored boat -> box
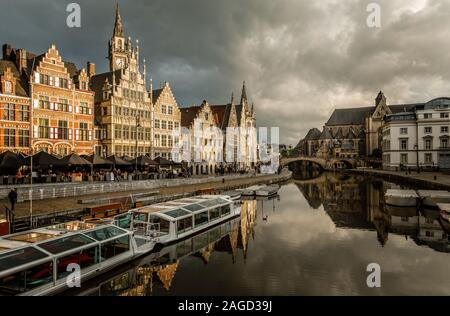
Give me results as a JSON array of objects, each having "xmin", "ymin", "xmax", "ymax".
[
  {"xmin": 0, "ymin": 221, "xmax": 136, "ymax": 296},
  {"xmin": 222, "ymin": 190, "xmax": 242, "ymax": 201},
  {"xmin": 436, "ymin": 203, "xmax": 450, "ymax": 233},
  {"xmin": 239, "ymin": 185, "xmax": 266, "ymax": 196},
  {"xmin": 417, "ymin": 190, "xmax": 450, "ymax": 208},
  {"xmin": 385, "ymin": 189, "xmax": 419, "ymax": 207},
  {"xmin": 119, "ymin": 195, "xmax": 240, "ymax": 250},
  {"xmin": 0, "ymin": 195, "xmax": 238, "ymax": 296},
  {"xmin": 256, "ymin": 185, "xmax": 280, "ymax": 197}
]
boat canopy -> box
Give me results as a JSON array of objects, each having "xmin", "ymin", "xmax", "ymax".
[
  {"xmin": 0, "ymin": 221, "xmax": 129, "ymax": 274},
  {"xmin": 130, "ymin": 195, "xmax": 232, "ymax": 221}
]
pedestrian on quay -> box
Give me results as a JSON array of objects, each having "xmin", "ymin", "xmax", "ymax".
[{"xmin": 8, "ymin": 188, "xmax": 18, "ymax": 211}]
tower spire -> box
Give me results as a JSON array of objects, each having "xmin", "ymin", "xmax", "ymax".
[
  {"xmin": 113, "ymin": 2, "xmax": 124, "ymax": 38},
  {"xmin": 240, "ymin": 81, "xmax": 248, "ymax": 105},
  {"xmin": 231, "ymin": 92, "xmax": 235, "ymax": 105}
]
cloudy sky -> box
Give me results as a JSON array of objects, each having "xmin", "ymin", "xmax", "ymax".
[{"xmin": 1, "ymin": 0, "xmax": 450, "ymax": 145}]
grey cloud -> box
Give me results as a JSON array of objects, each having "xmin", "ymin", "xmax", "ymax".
[{"xmin": 1, "ymin": 0, "xmax": 449, "ymax": 145}]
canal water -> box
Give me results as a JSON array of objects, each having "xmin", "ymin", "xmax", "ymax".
[{"xmin": 69, "ymin": 172, "xmax": 450, "ymax": 296}]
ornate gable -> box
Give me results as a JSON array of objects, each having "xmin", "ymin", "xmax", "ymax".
[{"xmin": 0, "ymin": 67, "xmax": 17, "ymax": 95}]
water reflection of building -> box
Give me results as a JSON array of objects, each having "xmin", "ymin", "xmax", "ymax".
[{"xmin": 295, "ymin": 172, "xmax": 449, "ymax": 252}]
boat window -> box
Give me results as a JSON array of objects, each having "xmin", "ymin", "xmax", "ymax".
[
  {"xmin": 177, "ymin": 217, "xmax": 193, "ymax": 234},
  {"xmin": 115, "ymin": 213, "xmax": 132, "ymax": 229},
  {"xmin": 39, "ymin": 234, "xmax": 95, "ymax": 254},
  {"xmin": 221, "ymin": 205, "xmax": 231, "ymax": 217},
  {"xmin": 0, "ymin": 247, "xmax": 49, "ymax": 272},
  {"xmin": 85, "ymin": 226, "xmax": 127, "ymax": 241},
  {"xmin": 133, "ymin": 212, "xmax": 148, "ymax": 223},
  {"xmin": 149, "ymin": 216, "xmax": 170, "ymax": 234},
  {"xmin": 100, "ymin": 236, "xmax": 130, "ymax": 261},
  {"xmin": 183, "ymin": 204, "xmax": 204, "ymax": 212},
  {"xmin": 194, "ymin": 211, "xmax": 209, "ymax": 228},
  {"xmin": 199, "ymin": 199, "xmax": 226, "ymax": 208},
  {"xmin": 209, "ymin": 207, "xmax": 221, "ymax": 221},
  {"xmin": 48, "ymin": 221, "xmax": 97, "ymax": 232},
  {"xmin": 6, "ymin": 232, "xmax": 58, "ymax": 244},
  {"xmin": 0, "ymin": 261, "xmax": 53, "ymax": 295},
  {"xmin": 164, "ymin": 208, "xmax": 190, "ymax": 219},
  {"xmin": 56, "ymin": 246, "xmax": 100, "ymax": 280}
]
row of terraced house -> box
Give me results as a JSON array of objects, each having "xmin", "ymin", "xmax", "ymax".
[{"xmin": 0, "ymin": 4, "xmax": 257, "ymax": 175}]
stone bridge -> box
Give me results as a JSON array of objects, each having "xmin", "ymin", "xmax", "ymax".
[{"xmin": 281, "ymin": 157, "xmax": 358, "ymax": 170}]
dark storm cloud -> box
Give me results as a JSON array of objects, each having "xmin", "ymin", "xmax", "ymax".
[{"xmin": 1, "ymin": 0, "xmax": 449, "ymax": 144}]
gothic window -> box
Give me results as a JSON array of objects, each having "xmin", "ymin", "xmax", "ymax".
[{"xmin": 3, "ymin": 103, "xmax": 15, "ymax": 120}]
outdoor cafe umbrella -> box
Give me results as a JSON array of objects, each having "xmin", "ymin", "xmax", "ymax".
[
  {"xmin": 131, "ymin": 155, "xmax": 158, "ymax": 168},
  {"xmin": 0, "ymin": 151, "xmax": 23, "ymax": 175},
  {"xmin": 83, "ymin": 154, "xmax": 114, "ymax": 167},
  {"xmin": 25, "ymin": 151, "xmax": 61, "ymax": 170},
  {"xmin": 107, "ymin": 155, "xmax": 132, "ymax": 167},
  {"xmin": 154, "ymin": 156, "xmax": 174, "ymax": 167},
  {"xmin": 56, "ymin": 153, "xmax": 92, "ymax": 168}
]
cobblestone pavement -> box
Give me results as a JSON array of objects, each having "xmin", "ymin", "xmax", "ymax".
[{"xmin": 0, "ymin": 173, "xmax": 288, "ymax": 219}]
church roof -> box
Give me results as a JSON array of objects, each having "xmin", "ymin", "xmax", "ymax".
[
  {"xmin": 326, "ymin": 107, "xmax": 375, "ymax": 126},
  {"xmin": 0, "ymin": 60, "xmax": 29, "ymax": 97},
  {"xmin": 346, "ymin": 128, "xmax": 357, "ymax": 140},
  {"xmin": 334, "ymin": 127, "xmax": 344, "ymax": 140},
  {"xmin": 327, "ymin": 103, "xmax": 425, "ymax": 126},
  {"xmin": 304, "ymin": 128, "xmax": 322, "ymax": 141},
  {"xmin": 320, "ymin": 128, "xmax": 333, "ymax": 140}
]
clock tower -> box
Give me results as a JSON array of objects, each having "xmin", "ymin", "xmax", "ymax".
[{"xmin": 109, "ymin": 2, "xmax": 128, "ymax": 71}]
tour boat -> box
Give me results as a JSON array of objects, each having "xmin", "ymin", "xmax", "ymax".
[
  {"xmin": 417, "ymin": 190, "xmax": 450, "ymax": 208},
  {"xmin": 256, "ymin": 185, "xmax": 280, "ymax": 197},
  {"xmin": 222, "ymin": 190, "xmax": 242, "ymax": 201},
  {"xmin": 0, "ymin": 195, "xmax": 238, "ymax": 296},
  {"xmin": 385, "ymin": 189, "xmax": 419, "ymax": 207},
  {"xmin": 116, "ymin": 195, "xmax": 240, "ymax": 252},
  {"xmin": 67, "ymin": 217, "xmax": 241, "ymax": 296},
  {"xmin": 239, "ymin": 185, "xmax": 266, "ymax": 197},
  {"xmin": 0, "ymin": 221, "xmax": 136, "ymax": 296}
]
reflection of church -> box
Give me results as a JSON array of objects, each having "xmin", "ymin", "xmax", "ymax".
[{"xmin": 295, "ymin": 174, "xmax": 449, "ymax": 252}]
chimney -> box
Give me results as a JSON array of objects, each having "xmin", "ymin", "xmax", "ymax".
[
  {"xmin": 87, "ymin": 62, "xmax": 96, "ymax": 78},
  {"xmin": 16, "ymin": 49, "xmax": 27, "ymax": 72},
  {"xmin": 2, "ymin": 44, "xmax": 12, "ymax": 60}
]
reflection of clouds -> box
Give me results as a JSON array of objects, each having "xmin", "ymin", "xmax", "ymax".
[{"xmin": 153, "ymin": 182, "xmax": 450, "ymax": 296}]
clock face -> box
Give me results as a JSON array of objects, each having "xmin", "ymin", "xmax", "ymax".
[
  {"xmin": 5, "ymin": 81, "xmax": 12, "ymax": 94},
  {"xmin": 115, "ymin": 58, "xmax": 124, "ymax": 68}
]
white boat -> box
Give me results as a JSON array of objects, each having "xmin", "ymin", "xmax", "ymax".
[
  {"xmin": 239, "ymin": 185, "xmax": 266, "ymax": 196},
  {"xmin": 385, "ymin": 189, "xmax": 419, "ymax": 207},
  {"xmin": 0, "ymin": 220, "xmax": 136, "ymax": 296},
  {"xmin": 0, "ymin": 195, "xmax": 238, "ymax": 296},
  {"xmin": 436, "ymin": 203, "xmax": 450, "ymax": 233},
  {"xmin": 121, "ymin": 194, "xmax": 240, "ymax": 251},
  {"xmin": 256, "ymin": 185, "xmax": 280, "ymax": 197},
  {"xmin": 417, "ymin": 190, "xmax": 450, "ymax": 208},
  {"xmin": 222, "ymin": 190, "xmax": 242, "ymax": 201}
]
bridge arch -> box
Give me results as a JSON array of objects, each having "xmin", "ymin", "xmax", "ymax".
[
  {"xmin": 281, "ymin": 157, "xmax": 357, "ymax": 170},
  {"xmin": 281, "ymin": 157, "xmax": 327, "ymax": 169}
]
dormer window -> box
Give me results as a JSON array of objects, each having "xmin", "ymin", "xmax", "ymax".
[{"xmin": 4, "ymin": 81, "xmax": 12, "ymax": 94}]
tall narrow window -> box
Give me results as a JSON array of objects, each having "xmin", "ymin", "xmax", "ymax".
[
  {"xmin": 39, "ymin": 118, "xmax": 50, "ymax": 139},
  {"xmin": 58, "ymin": 120, "xmax": 69, "ymax": 140},
  {"xmin": 3, "ymin": 103, "xmax": 15, "ymax": 121},
  {"xmin": 79, "ymin": 122, "xmax": 89, "ymax": 141}
]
